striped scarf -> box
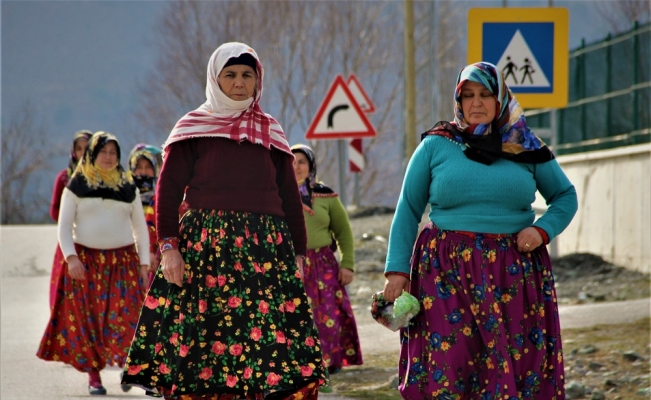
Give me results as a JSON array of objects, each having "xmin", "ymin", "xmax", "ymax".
[{"xmin": 162, "ymin": 42, "xmax": 291, "ymax": 157}]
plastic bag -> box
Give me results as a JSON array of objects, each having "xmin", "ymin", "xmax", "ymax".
[{"xmin": 370, "ymin": 291, "xmax": 420, "ymax": 331}]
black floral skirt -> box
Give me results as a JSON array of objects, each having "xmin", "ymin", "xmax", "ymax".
[{"xmin": 122, "ymin": 209, "xmax": 327, "ymax": 399}]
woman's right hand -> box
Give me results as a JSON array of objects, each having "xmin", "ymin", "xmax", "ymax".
[
  {"xmin": 382, "ymin": 274, "xmax": 410, "ymax": 302},
  {"xmin": 66, "ymin": 255, "xmax": 85, "ymax": 280},
  {"xmin": 161, "ymin": 249, "xmax": 185, "ymax": 287}
]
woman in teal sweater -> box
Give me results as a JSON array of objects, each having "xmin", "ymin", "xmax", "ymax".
[
  {"xmin": 382, "ymin": 62, "xmax": 577, "ymax": 399},
  {"xmin": 291, "ymin": 144, "xmax": 363, "ymax": 377}
]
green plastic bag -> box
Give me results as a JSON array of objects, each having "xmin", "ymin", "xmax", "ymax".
[{"xmin": 370, "ymin": 291, "xmax": 420, "ymax": 331}]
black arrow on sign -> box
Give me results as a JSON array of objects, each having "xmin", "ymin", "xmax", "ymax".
[{"xmin": 327, "ymin": 104, "xmax": 349, "ymax": 128}]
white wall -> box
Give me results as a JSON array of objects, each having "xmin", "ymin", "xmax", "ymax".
[{"xmin": 536, "ymin": 144, "xmax": 651, "ymax": 274}]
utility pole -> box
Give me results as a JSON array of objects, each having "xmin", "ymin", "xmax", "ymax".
[{"xmin": 404, "ymin": 0, "xmax": 416, "ymax": 163}]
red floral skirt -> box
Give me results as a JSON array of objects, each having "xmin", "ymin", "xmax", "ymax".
[
  {"xmin": 37, "ymin": 243, "xmax": 146, "ymax": 372},
  {"xmin": 49, "ymin": 245, "xmax": 66, "ymax": 309}
]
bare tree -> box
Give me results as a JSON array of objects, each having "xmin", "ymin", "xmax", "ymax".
[
  {"xmin": 134, "ymin": 0, "xmax": 406, "ymax": 206},
  {"xmin": 595, "ymin": 0, "xmax": 650, "ymax": 33},
  {"xmin": 1, "ymin": 101, "xmax": 60, "ymax": 224}
]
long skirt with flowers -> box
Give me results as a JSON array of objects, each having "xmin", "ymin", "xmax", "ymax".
[
  {"xmin": 37, "ymin": 244, "xmax": 146, "ymax": 372},
  {"xmin": 303, "ymin": 246, "xmax": 363, "ymax": 369},
  {"xmin": 49, "ymin": 245, "xmax": 66, "ymax": 309},
  {"xmin": 398, "ymin": 223, "xmax": 565, "ymax": 400},
  {"xmin": 122, "ymin": 209, "xmax": 327, "ymax": 400}
]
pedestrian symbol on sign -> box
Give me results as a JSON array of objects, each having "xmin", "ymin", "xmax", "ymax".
[{"xmin": 495, "ymin": 30, "xmax": 550, "ymax": 88}]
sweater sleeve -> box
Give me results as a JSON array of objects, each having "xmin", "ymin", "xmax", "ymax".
[
  {"xmin": 532, "ymin": 159, "xmax": 578, "ymax": 240},
  {"xmin": 57, "ymin": 188, "xmax": 78, "ymax": 259},
  {"xmin": 272, "ymin": 150, "xmax": 307, "ymax": 256},
  {"xmin": 328, "ymin": 196, "xmax": 355, "ymax": 270},
  {"xmin": 156, "ymin": 141, "xmax": 196, "ymax": 239},
  {"xmin": 385, "ymin": 140, "xmax": 432, "ymax": 275},
  {"xmin": 131, "ymin": 190, "xmax": 150, "ymax": 266},
  {"xmin": 49, "ymin": 170, "xmax": 68, "ymax": 222}
]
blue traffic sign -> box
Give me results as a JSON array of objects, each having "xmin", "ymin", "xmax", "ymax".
[
  {"xmin": 468, "ymin": 8, "xmax": 569, "ymax": 108},
  {"xmin": 483, "ymin": 23, "xmax": 554, "ymax": 93}
]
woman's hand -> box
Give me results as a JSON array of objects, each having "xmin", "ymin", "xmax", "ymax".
[
  {"xmin": 140, "ymin": 265, "xmax": 151, "ymax": 287},
  {"xmin": 516, "ymin": 226, "xmax": 543, "ymax": 253},
  {"xmin": 161, "ymin": 249, "xmax": 185, "ymax": 287},
  {"xmin": 338, "ymin": 268, "xmax": 354, "ymax": 286},
  {"xmin": 66, "ymin": 255, "xmax": 85, "ymax": 280},
  {"xmin": 382, "ymin": 274, "xmax": 410, "ymax": 302}
]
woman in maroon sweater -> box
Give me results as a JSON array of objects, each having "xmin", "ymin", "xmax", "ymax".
[
  {"xmin": 122, "ymin": 42, "xmax": 327, "ymax": 400},
  {"xmin": 47, "ymin": 129, "xmax": 91, "ymax": 309}
]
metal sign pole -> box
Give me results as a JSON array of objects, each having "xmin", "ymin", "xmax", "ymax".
[{"xmin": 338, "ymin": 140, "xmax": 347, "ymax": 207}]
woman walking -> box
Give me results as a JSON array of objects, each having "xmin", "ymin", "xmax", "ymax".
[
  {"xmin": 291, "ymin": 144, "xmax": 362, "ymax": 376},
  {"xmin": 37, "ymin": 131, "xmax": 151, "ymax": 395},
  {"xmin": 121, "ymin": 42, "xmax": 327, "ymax": 400},
  {"xmin": 383, "ymin": 62, "xmax": 577, "ymax": 399},
  {"xmin": 47, "ymin": 129, "xmax": 92, "ymax": 308}
]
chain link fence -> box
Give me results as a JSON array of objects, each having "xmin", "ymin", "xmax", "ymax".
[{"xmin": 526, "ymin": 22, "xmax": 650, "ymax": 155}]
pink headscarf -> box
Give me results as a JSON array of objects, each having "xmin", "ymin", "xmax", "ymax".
[{"xmin": 162, "ymin": 42, "xmax": 291, "ymax": 157}]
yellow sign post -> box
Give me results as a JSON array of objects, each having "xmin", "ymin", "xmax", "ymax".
[{"xmin": 468, "ymin": 8, "xmax": 569, "ymax": 109}]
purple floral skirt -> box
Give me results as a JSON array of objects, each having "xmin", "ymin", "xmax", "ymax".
[
  {"xmin": 303, "ymin": 246, "xmax": 363, "ymax": 369},
  {"xmin": 398, "ymin": 223, "xmax": 565, "ymax": 400}
]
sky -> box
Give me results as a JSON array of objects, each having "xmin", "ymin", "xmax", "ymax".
[{"xmin": 0, "ymin": 0, "xmax": 622, "ymax": 214}]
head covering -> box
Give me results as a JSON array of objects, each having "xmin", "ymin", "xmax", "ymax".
[
  {"xmin": 223, "ymin": 53, "xmax": 257, "ymax": 71},
  {"xmin": 290, "ymin": 144, "xmax": 334, "ymax": 210},
  {"xmin": 67, "ymin": 130, "xmax": 93, "ymax": 176},
  {"xmin": 67, "ymin": 131, "xmax": 136, "ymax": 203},
  {"xmin": 162, "ymin": 42, "xmax": 291, "ymax": 157},
  {"xmin": 424, "ymin": 62, "xmax": 554, "ymax": 165},
  {"xmin": 128, "ymin": 143, "xmax": 162, "ymax": 205}
]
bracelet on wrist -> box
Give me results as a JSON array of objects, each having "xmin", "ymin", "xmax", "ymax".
[{"xmin": 158, "ymin": 237, "xmax": 179, "ymax": 253}]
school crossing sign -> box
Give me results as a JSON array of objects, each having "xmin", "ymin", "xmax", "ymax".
[{"xmin": 468, "ymin": 8, "xmax": 569, "ymax": 108}]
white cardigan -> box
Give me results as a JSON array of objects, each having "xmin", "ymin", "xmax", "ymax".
[{"xmin": 57, "ymin": 188, "xmax": 150, "ymax": 265}]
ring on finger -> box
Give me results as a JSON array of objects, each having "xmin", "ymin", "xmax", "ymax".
[{"xmin": 525, "ymin": 243, "xmax": 531, "ymax": 248}]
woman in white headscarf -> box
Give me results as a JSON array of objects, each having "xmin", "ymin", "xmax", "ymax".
[{"xmin": 122, "ymin": 42, "xmax": 327, "ymax": 400}]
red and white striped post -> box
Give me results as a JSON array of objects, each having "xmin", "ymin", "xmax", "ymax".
[
  {"xmin": 349, "ymin": 138, "xmax": 364, "ymax": 206},
  {"xmin": 348, "ymin": 138, "xmax": 364, "ymax": 172}
]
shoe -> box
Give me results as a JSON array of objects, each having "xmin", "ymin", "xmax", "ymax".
[
  {"xmin": 88, "ymin": 385, "xmax": 107, "ymax": 395},
  {"xmin": 88, "ymin": 370, "xmax": 107, "ymax": 395},
  {"xmin": 327, "ymin": 365, "xmax": 341, "ymax": 375},
  {"xmin": 119, "ymin": 371, "xmax": 132, "ymax": 392}
]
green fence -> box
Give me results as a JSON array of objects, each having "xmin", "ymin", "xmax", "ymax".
[{"xmin": 526, "ymin": 22, "xmax": 650, "ymax": 155}]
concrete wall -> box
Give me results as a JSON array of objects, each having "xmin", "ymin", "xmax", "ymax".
[{"xmin": 536, "ymin": 144, "xmax": 650, "ymax": 274}]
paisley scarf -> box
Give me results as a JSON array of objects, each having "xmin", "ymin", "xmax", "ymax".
[{"xmin": 424, "ymin": 62, "xmax": 554, "ymax": 165}]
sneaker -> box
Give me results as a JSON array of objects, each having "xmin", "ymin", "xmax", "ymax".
[
  {"xmin": 88, "ymin": 385, "xmax": 107, "ymax": 396},
  {"xmin": 88, "ymin": 370, "xmax": 106, "ymax": 395},
  {"xmin": 327, "ymin": 365, "xmax": 342, "ymax": 375},
  {"xmin": 119, "ymin": 372, "xmax": 132, "ymax": 392}
]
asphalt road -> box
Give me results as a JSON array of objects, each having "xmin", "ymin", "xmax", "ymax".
[{"xmin": 1, "ymin": 226, "xmax": 648, "ymax": 399}]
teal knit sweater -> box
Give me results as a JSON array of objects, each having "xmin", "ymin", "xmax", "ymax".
[{"xmin": 385, "ymin": 135, "xmax": 578, "ymax": 275}]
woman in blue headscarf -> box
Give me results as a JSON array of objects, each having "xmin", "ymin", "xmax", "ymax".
[{"xmin": 382, "ymin": 62, "xmax": 578, "ymax": 399}]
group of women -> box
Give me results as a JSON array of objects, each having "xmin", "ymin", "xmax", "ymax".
[{"xmin": 37, "ymin": 41, "xmax": 577, "ymax": 400}]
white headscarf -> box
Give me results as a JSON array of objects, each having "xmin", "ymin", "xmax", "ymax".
[{"xmin": 162, "ymin": 42, "xmax": 291, "ymax": 157}]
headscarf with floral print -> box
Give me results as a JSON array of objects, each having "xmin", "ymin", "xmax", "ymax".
[
  {"xmin": 424, "ymin": 62, "xmax": 554, "ymax": 165},
  {"xmin": 67, "ymin": 131, "xmax": 136, "ymax": 203}
]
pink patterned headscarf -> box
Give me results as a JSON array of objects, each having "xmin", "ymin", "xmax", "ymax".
[{"xmin": 162, "ymin": 42, "xmax": 291, "ymax": 157}]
